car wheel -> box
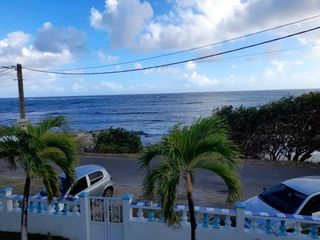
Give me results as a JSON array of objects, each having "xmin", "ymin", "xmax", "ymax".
[{"xmin": 103, "ymin": 187, "xmax": 113, "ymax": 197}]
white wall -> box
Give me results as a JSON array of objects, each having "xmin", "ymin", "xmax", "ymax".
[{"xmin": 1, "ymin": 188, "xmax": 320, "ymax": 240}]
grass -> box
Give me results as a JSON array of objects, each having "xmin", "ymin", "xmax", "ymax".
[
  {"xmin": 0, "ymin": 176, "xmax": 43, "ymax": 194},
  {"xmin": 0, "ymin": 231, "xmax": 68, "ymax": 240}
]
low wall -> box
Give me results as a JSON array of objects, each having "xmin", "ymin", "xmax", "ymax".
[{"xmin": 1, "ymin": 188, "xmax": 320, "ymax": 240}]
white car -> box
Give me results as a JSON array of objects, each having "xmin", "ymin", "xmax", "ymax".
[
  {"xmin": 40, "ymin": 164, "xmax": 114, "ymax": 198},
  {"xmin": 244, "ymin": 176, "xmax": 320, "ymax": 217},
  {"xmin": 244, "ymin": 176, "xmax": 320, "ymax": 234}
]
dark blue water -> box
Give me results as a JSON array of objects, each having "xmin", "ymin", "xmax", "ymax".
[{"xmin": 0, "ymin": 89, "xmax": 315, "ymax": 144}]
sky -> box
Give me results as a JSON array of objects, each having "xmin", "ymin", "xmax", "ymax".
[{"xmin": 0, "ymin": 0, "xmax": 320, "ymax": 97}]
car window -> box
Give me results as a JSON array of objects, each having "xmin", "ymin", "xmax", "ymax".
[
  {"xmin": 300, "ymin": 195, "xmax": 320, "ymax": 216},
  {"xmin": 69, "ymin": 177, "xmax": 88, "ymax": 196},
  {"xmin": 259, "ymin": 184, "xmax": 307, "ymax": 214},
  {"xmin": 89, "ymin": 171, "xmax": 104, "ymax": 185}
]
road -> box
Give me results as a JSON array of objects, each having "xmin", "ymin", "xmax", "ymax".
[
  {"xmin": 80, "ymin": 154, "xmax": 320, "ymax": 207},
  {"xmin": 1, "ymin": 154, "xmax": 318, "ymax": 206}
]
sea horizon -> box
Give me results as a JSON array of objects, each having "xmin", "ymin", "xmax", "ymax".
[
  {"xmin": 1, "ymin": 87, "xmax": 319, "ymax": 100},
  {"xmin": 0, "ymin": 88, "xmax": 318, "ymax": 144}
]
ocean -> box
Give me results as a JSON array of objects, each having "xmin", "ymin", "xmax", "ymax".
[{"xmin": 0, "ymin": 89, "xmax": 315, "ymax": 144}]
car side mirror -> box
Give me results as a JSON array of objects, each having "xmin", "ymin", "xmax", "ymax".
[{"xmin": 312, "ymin": 211, "xmax": 320, "ymax": 217}]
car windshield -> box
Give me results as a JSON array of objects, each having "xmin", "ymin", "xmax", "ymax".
[{"xmin": 259, "ymin": 183, "xmax": 307, "ymax": 214}]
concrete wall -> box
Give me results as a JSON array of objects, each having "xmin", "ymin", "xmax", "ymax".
[{"xmin": 1, "ymin": 188, "xmax": 320, "ymax": 240}]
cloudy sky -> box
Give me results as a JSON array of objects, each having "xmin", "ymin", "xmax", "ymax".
[{"xmin": 0, "ymin": 0, "xmax": 320, "ymax": 97}]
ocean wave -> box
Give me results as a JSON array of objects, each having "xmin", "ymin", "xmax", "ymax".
[
  {"xmin": 110, "ymin": 111, "xmax": 161, "ymax": 115},
  {"xmin": 183, "ymin": 101, "xmax": 205, "ymax": 105}
]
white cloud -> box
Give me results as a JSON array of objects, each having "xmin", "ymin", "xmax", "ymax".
[
  {"xmin": 143, "ymin": 66, "xmax": 178, "ymax": 75},
  {"xmin": 185, "ymin": 61, "xmax": 196, "ymax": 70},
  {"xmin": 97, "ymin": 50, "xmax": 119, "ymax": 62},
  {"xmin": 0, "ymin": 31, "xmax": 73, "ymax": 68},
  {"xmin": 90, "ymin": 0, "xmax": 320, "ymax": 51},
  {"xmin": 72, "ymin": 79, "xmax": 88, "ymax": 92},
  {"xmin": 34, "ymin": 22, "xmax": 86, "ymax": 53},
  {"xmin": 0, "ymin": 24, "xmax": 87, "ymax": 97},
  {"xmin": 183, "ymin": 71, "xmax": 220, "ymax": 87},
  {"xmin": 271, "ymin": 60, "xmax": 286, "ymax": 72},
  {"xmin": 134, "ymin": 62, "xmax": 142, "ymax": 69},
  {"xmin": 94, "ymin": 81, "xmax": 123, "ymax": 91},
  {"xmin": 264, "ymin": 59, "xmax": 303, "ymax": 77},
  {"xmin": 90, "ymin": 0, "xmax": 153, "ymax": 48},
  {"xmin": 25, "ymin": 74, "xmax": 64, "ymax": 94}
]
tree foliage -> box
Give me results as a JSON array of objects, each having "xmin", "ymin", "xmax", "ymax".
[
  {"xmin": 0, "ymin": 116, "xmax": 78, "ymax": 240},
  {"xmin": 214, "ymin": 91, "xmax": 320, "ymax": 162},
  {"xmin": 95, "ymin": 127, "xmax": 142, "ymax": 154},
  {"xmin": 139, "ymin": 116, "xmax": 242, "ymax": 240}
]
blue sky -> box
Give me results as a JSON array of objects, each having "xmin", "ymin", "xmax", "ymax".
[{"xmin": 0, "ymin": 0, "xmax": 320, "ymax": 97}]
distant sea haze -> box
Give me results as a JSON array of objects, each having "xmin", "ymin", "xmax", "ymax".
[{"xmin": 0, "ymin": 89, "xmax": 315, "ymax": 145}]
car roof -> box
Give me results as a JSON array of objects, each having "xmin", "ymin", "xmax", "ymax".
[
  {"xmin": 283, "ymin": 176, "xmax": 320, "ymax": 196},
  {"xmin": 59, "ymin": 164, "xmax": 106, "ymax": 179}
]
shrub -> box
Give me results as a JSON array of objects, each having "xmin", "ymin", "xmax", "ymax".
[
  {"xmin": 95, "ymin": 128, "xmax": 142, "ymax": 154},
  {"xmin": 213, "ymin": 91, "xmax": 320, "ymax": 162}
]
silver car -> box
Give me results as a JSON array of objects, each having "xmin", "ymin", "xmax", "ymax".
[
  {"xmin": 41, "ymin": 164, "xmax": 114, "ymax": 198},
  {"xmin": 244, "ymin": 176, "xmax": 320, "ymax": 216},
  {"xmin": 244, "ymin": 176, "xmax": 320, "ymax": 233}
]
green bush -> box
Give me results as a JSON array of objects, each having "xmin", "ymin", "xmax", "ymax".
[
  {"xmin": 214, "ymin": 91, "xmax": 320, "ymax": 162},
  {"xmin": 95, "ymin": 128, "xmax": 142, "ymax": 154}
]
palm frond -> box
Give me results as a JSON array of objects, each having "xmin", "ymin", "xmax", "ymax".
[
  {"xmin": 142, "ymin": 161, "xmax": 181, "ymax": 227},
  {"xmin": 138, "ymin": 144, "xmax": 162, "ymax": 170},
  {"xmin": 0, "ymin": 124, "xmax": 21, "ymax": 138},
  {"xmin": 199, "ymin": 161, "xmax": 243, "ymax": 203},
  {"xmin": 35, "ymin": 116, "xmax": 68, "ymax": 137},
  {"xmin": 0, "ymin": 138, "xmax": 20, "ymax": 169},
  {"xmin": 41, "ymin": 148, "xmax": 76, "ymax": 186},
  {"xmin": 41, "ymin": 164, "xmax": 60, "ymax": 202},
  {"xmin": 42, "ymin": 132, "xmax": 78, "ymax": 166}
]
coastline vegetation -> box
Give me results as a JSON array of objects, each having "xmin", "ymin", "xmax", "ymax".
[
  {"xmin": 214, "ymin": 91, "xmax": 320, "ymax": 162},
  {"xmin": 94, "ymin": 127, "xmax": 142, "ymax": 154}
]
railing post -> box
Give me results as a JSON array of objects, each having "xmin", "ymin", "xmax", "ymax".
[
  {"xmin": 235, "ymin": 202, "xmax": 245, "ymax": 233},
  {"xmin": 0, "ymin": 188, "xmax": 13, "ymax": 212},
  {"xmin": 122, "ymin": 194, "xmax": 133, "ymax": 240},
  {"xmin": 79, "ymin": 191, "xmax": 90, "ymax": 240}
]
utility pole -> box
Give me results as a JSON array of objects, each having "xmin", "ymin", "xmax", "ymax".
[{"xmin": 16, "ymin": 63, "xmax": 27, "ymax": 126}]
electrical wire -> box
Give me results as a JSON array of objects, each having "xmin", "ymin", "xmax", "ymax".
[
  {"xmin": 0, "ymin": 68, "xmax": 12, "ymax": 75},
  {"xmin": 197, "ymin": 44, "xmax": 317, "ymax": 64},
  {"xmin": 0, "ymin": 69, "xmax": 9, "ymax": 74},
  {"xmin": 22, "ymin": 25, "xmax": 320, "ymax": 76},
  {"xmin": 52, "ymin": 13, "xmax": 320, "ymax": 71}
]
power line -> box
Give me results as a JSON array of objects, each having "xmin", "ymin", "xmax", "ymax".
[
  {"xmin": 1, "ymin": 45, "xmax": 313, "ymax": 80},
  {"xmin": 0, "ymin": 69, "xmax": 9, "ymax": 74},
  {"xmin": 22, "ymin": 25, "xmax": 320, "ymax": 76},
  {"xmin": 198, "ymin": 44, "xmax": 317, "ymax": 64},
  {"xmin": 0, "ymin": 68, "xmax": 13, "ymax": 76},
  {"xmin": 53, "ymin": 13, "xmax": 320, "ymax": 71}
]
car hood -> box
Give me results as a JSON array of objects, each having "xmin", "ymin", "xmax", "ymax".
[{"xmin": 244, "ymin": 196, "xmax": 279, "ymax": 215}]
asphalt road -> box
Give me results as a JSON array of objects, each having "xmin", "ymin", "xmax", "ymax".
[
  {"xmin": 79, "ymin": 155, "xmax": 320, "ymax": 207},
  {"xmin": 1, "ymin": 155, "xmax": 318, "ymax": 206}
]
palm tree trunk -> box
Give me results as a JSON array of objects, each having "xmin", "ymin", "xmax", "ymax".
[
  {"xmin": 186, "ymin": 173, "xmax": 196, "ymax": 240},
  {"xmin": 21, "ymin": 175, "xmax": 31, "ymax": 240}
]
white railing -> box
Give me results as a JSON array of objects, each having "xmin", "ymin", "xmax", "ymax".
[
  {"xmin": 6, "ymin": 194, "xmax": 81, "ymax": 216},
  {"xmin": 1, "ymin": 188, "xmax": 320, "ymax": 240}
]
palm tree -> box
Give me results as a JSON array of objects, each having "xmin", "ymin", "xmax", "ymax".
[
  {"xmin": 139, "ymin": 116, "xmax": 242, "ymax": 240},
  {"xmin": 0, "ymin": 116, "xmax": 78, "ymax": 240}
]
